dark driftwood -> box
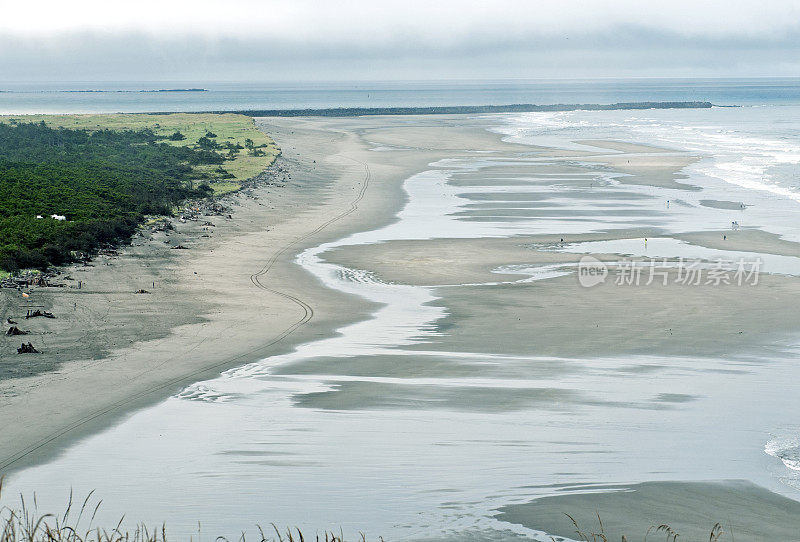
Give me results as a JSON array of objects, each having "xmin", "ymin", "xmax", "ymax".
[
  {"xmin": 17, "ymin": 342, "xmax": 40, "ymax": 354},
  {"xmin": 26, "ymin": 309, "xmax": 55, "ymax": 319}
]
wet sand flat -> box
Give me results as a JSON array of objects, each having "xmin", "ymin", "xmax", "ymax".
[
  {"xmin": 5, "ymin": 114, "xmax": 800, "ymax": 540},
  {"xmin": 496, "ymin": 480, "xmax": 800, "ymax": 542}
]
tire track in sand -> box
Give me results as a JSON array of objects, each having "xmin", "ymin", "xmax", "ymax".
[{"xmin": 0, "ymin": 156, "xmax": 371, "ymax": 473}]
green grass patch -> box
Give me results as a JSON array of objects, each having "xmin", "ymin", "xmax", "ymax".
[{"xmin": 209, "ymin": 181, "xmax": 243, "ymax": 195}]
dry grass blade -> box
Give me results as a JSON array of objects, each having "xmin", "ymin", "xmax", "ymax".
[
  {"xmin": 709, "ymin": 523, "xmax": 724, "ymax": 542},
  {"xmin": 655, "ymin": 524, "xmax": 679, "ymax": 542},
  {"xmin": 565, "ymin": 513, "xmax": 590, "ymax": 542}
]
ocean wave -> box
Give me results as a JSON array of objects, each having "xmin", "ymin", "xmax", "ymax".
[
  {"xmin": 765, "ymin": 436, "xmax": 800, "ymax": 471},
  {"xmin": 500, "ymin": 109, "xmax": 800, "ymax": 204},
  {"xmin": 490, "ymin": 111, "xmax": 599, "ymax": 144},
  {"xmin": 624, "ymin": 120, "xmax": 800, "ymax": 203}
]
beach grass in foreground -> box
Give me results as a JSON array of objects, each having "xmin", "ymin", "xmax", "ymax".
[
  {"xmin": 0, "ymin": 113, "xmax": 279, "ymax": 191},
  {"xmin": 0, "ymin": 482, "xmax": 367, "ymax": 542},
  {"xmin": 0, "ymin": 482, "xmax": 732, "ymax": 542}
]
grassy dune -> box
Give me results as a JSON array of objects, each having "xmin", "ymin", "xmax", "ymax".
[{"xmin": 0, "ymin": 113, "xmax": 280, "ymax": 193}]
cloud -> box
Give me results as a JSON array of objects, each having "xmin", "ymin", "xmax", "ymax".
[
  {"xmin": 2, "ymin": 0, "xmax": 800, "ymax": 80},
  {"xmin": 4, "ymin": 0, "xmax": 800, "ymax": 37}
]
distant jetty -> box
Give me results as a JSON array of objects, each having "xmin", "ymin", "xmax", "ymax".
[
  {"xmin": 61, "ymin": 89, "xmax": 208, "ymax": 93},
  {"xmin": 141, "ymin": 88, "xmax": 208, "ymax": 93},
  {"xmin": 211, "ymin": 101, "xmax": 715, "ymax": 117}
]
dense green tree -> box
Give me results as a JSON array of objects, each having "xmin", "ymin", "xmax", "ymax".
[
  {"xmin": 0, "ymin": 122, "xmax": 228, "ymax": 271},
  {"xmin": 196, "ymin": 136, "xmax": 219, "ymax": 150}
]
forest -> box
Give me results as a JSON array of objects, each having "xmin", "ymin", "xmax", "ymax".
[{"xmin": 0, "ymin": 121, "xmax": 226, "ymax": 271}]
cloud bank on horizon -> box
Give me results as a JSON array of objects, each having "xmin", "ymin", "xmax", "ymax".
[{"xmin": 3, "ymin": 0, "xmax": 800, "ymax": 81}]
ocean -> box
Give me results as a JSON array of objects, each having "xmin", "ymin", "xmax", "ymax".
[{"xmin": 1, "ymin": 78, "xmax": 800, "ymax": 114}]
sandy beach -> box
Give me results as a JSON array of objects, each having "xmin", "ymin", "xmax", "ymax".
[
  {"xmin": 4, "ymin": 113, "xmax": 800, "ymax": 540},
  {"xmin": 0, "ymin": 115, "xmax": 512, "ymax": 472},
  {"xmin": 0, "ymin": 118, "xmax": 404, "ymax": 471}
]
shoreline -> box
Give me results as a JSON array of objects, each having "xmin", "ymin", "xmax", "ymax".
[{"xmin": 0, "ymin": 116, "xmax": 436, "ymax": 475}]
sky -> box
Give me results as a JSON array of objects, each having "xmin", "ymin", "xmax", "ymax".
[{"xmin": 2, "ymin": 0, "xmax": 800, "ymax": 82}]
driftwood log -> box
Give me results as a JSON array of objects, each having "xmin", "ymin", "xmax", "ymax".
[
  {"xmin": 26, "ymin": 309, "xmax": 55, "ymax": 319},
  {"xmin": 17, "ymin": 342, "xmax": 40, "ymax": 354}
]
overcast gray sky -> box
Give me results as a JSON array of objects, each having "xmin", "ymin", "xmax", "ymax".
[{"xmin": 2, "ymin": 0, "xmax": 800, "ymax": 81}]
